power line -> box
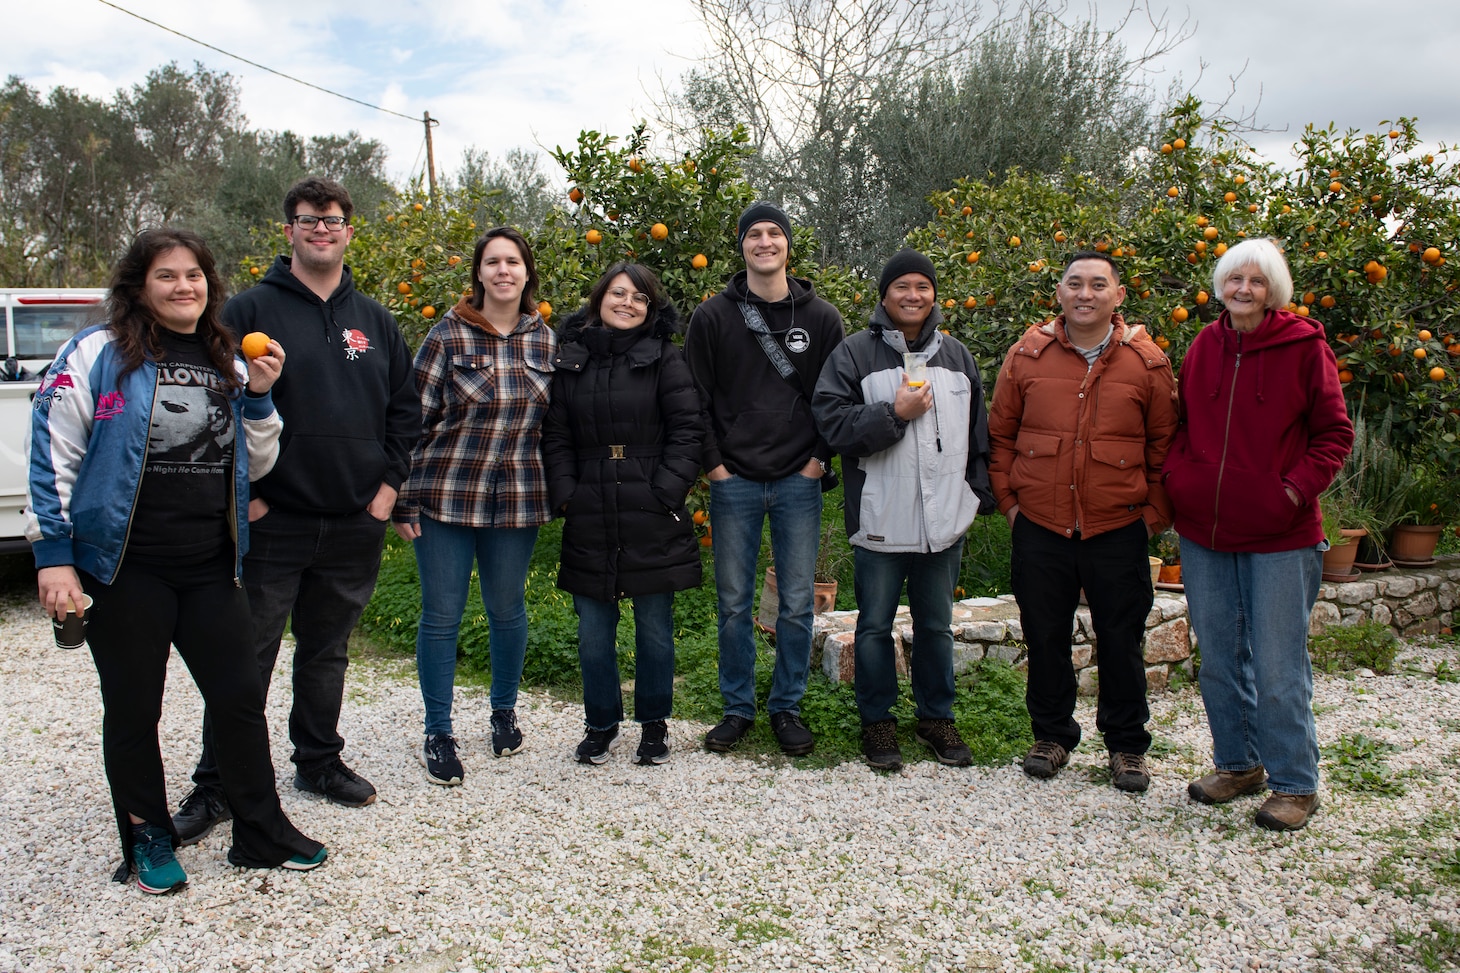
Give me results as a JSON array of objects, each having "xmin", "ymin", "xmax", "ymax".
[{"xmin": 95, "ymin": 0, "xmax": 422, "ymax": 124}]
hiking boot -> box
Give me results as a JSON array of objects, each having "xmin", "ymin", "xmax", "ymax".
[
  {"xmin": 1255, "ymin": 792, "xmax": 1320, "ymax": 831},
  {"xmin": 770, "ymin": 711, "xmax": 815, "ymax": 757},
  {"xmin": 1109, "ymin": 751, "xmax": 1151, "ymax": 792},
  {"xmin": 1188, "ymin": 766, "xmax": 1268, "ymax": 805},
  {"xmin": 636, "ymin": 720, "xmax": 670, "ymax": 765},
  {"xmin": 704, "ymin": 714, "xmax": 754, "ymax": 753},
  {"xmin": 131, "ymin": 823, "xmax": 186, "ymax": 895},
  {"xmin": 916, "ymin": 719, "xmax": 973, "ymax": 767},
  {"xmin": 172, "ymin": 785, "xmax": 230, "ymax": 846},
  {"xmin": 293, "ymin": 759, "xmax": 377, "ymax": 807},
  {"xmin": 282, "ymin": 846, "xmax": 328, "ymax": 871},
  {"xmin": 861, "ymin": 719, "xmax": 902, "ymax": 771},
  {"xmin": 490, "ymin": 709, "xmax": 524, "ymax": 757},
  {"xmin": 421, "ymin": 733, "xmax": 463, "ymax": 786},
  {"xmin": 576, "ymin": 725, "xmax": 619, "ymax": 765},
  {"xmin": 1022, "ymin": 740, "xmax": 1070, "ymax": 779}
]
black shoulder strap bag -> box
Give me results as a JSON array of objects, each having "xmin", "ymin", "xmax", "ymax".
[{"xmin": 738, "ymin": 300, "xmax": 838, "ymax": 492}]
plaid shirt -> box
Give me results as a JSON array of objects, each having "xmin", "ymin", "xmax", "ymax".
[{"xmin": 394, "ymin": 304, "xmax": 556, "ymax": 527}]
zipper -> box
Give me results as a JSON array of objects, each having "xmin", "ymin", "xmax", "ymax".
[
  {"xmin": 1210, "ymin": 340, "xmax": 1243, "ymax": 548},
  {"xmin": 228, "ymin": 393, "xmax": 241, "ymax": 587}
]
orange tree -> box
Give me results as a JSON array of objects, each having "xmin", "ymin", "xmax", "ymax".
[{"xmin": 907, "ymin": 97, "xmax": 1459, "ymax": 468}]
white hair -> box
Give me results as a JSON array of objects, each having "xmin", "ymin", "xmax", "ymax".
[{"xmin": 1211, "ymin": 237, "xmax": 1294, "ymax": 310}]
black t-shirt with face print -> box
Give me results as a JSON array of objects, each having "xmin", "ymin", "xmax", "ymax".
[{"xmin": 125, "ymin": 330, "xmax": 234, "ymax": 567}]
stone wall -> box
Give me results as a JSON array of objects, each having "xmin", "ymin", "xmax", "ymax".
[{"xmin": 809, "ymin": 554, "xmax": 1459, "ymax": 694}]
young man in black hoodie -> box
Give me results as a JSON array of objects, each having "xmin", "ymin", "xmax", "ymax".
[
  {"xmin": 174, "ymin": 178, "xmax": 420, "ymax": 839},
  {"xmin": 684, "ymin": 201, "xmax": 845, "ymax": 756}
]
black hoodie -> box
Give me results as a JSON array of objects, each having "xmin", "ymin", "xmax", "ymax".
[
  {"xmin": 683, "ymin": 270, "xmax": 845, "ymax": 480},
  {"xmin": 222, "ymin": 256, "xmax": 421, "ymax": 515}
]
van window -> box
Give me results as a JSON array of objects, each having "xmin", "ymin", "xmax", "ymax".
[{"xmin": 13, "ymin": 305, "xmax": 103, "ymax": 359}]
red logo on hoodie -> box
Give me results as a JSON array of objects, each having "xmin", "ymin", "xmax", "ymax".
[{"xmin": 342, "ymin": 328, "xmax": 371, "ymax": 360}]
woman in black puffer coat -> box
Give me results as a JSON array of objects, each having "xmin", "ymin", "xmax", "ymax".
[{"xmin": 542, "ymin": 263, "xmax": 704, "ymax": 767}]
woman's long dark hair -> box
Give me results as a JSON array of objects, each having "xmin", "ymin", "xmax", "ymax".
[
  {"xmin": 586, "ymin": 262, "xmax": 668, "ymax": 332},
  {"xmin": 106, "ymin": 228, "xmax": 242, "ymax": 392},
  {"xmin": 467, "ymin": 226, "xmax": 539, "ymax": 315}
]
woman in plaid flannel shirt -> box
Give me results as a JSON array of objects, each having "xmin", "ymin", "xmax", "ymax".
[{"xmin": 392, "ymin": 227, "xmax": 555, "ymax": 784}]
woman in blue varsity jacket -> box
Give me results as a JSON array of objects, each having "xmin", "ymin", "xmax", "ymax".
[{"xmin": 27, "ymin": 228, "xmax": 325, "ymax": 894}]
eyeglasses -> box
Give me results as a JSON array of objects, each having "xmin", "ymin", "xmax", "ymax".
[
  {"xmin": 291, "ymin": 215, "xmax": 348, "ymax": 230},
  {"xmin": 608, "ymin": 286, "xmax": 650, "ymax": 308}
]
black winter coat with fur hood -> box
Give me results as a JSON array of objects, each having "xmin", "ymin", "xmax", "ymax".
[{"xmin": 542, "ymin": 302, "xmax": 705, "ymax": 601}]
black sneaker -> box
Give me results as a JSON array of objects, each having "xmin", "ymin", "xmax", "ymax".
[
  {"xmin": 770, "ymin": 711, "xmax": 814, "ymax": 756},
  {"xmin": 861, "ymin": 719, "xmax": 902, "ymax": 771},
  {"xmin": 490, "ymin": 709, "xmax": 524, "ymax": 757},
  {"xmin": 293, "ymin": 759, "xmax": 377, "ymax": 807},
  {"xmin": 1109, "ymin": 751, "xmax": 1151, "ymax": 793},
  {"xmin": 576, "ymin": 725, "xmax": 619, "ymax": 765},
  {"xmin": 1022, "ymin": 740, "xmax": 1070, "ymax": 779},
  {"xmin": 704, "ymin": 714, "xmax": 754, "ymax": 753},
  {"xmin": 421, "ymin": 734, "xmax": 463, "ymax": 786},
  {"xmin": 916, "ymin": 719, "xmax": 973, "ymax": 767},
  {"xmin": 172, "ymin": 785, "xmax": 230, "ymax": 846},
  {"xmin": 636, "ymin": 720, "xmax": 670, "ymax": 765}
]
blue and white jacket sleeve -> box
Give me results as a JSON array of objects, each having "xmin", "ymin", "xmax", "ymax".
[
  {"xmin": 25, "ymin": 333, "xmax": 103, "ymax": 567},
  {"xmin": 238, "ymin": 360, "xmax": 283, "ymax": 482}
]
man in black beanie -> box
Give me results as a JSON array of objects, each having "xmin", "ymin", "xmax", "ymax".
[
  {"xmin": 684, "ymin": 201, "xmax": 845, "ymax": 756},
  {"xmin": 812, "ymin": 248, "xmax": 995, "ymax": 770}
]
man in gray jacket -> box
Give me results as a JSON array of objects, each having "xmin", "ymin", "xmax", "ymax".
[{"xmin": 813, "ymin": 250, "xmax": 995, "ymax": 770}]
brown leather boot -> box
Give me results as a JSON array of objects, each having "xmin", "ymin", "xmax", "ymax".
[
  {"xmin": 1187, "ymin": 766, "xmax": 1268, "ymax": 804},
  {"xmin": 1255, "ymin": 792, "xmax": 1320, "ymax": 831}
]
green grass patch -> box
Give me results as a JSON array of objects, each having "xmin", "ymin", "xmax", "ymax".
[
  {"xmin": 1322, "ymin": 733, "xmax": 1410, "ymax": 796},
  {"xmin": 1309, "ymin": 620, "xmax": 1400, "ymax": 674}
]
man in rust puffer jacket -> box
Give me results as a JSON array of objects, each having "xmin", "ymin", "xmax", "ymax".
[{"xmin": 988, "ymin": 252, "xmax": 1179, "ymax": 792}]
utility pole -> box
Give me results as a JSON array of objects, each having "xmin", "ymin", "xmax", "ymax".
[{"xmin": 423, "ymin": 111, "xmax": 440, "ymax": 203}]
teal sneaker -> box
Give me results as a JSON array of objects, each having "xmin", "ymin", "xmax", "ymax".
[
  {"xmin": 282, "ymin": 846, "xmax": 328, "ymax": 871},
  {"xmin": 132, "ymin": 824, "xmax": 186, "ymax": 894}
]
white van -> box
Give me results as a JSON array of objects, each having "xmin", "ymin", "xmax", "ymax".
[{"xmin": 0, "ymin": 289, "xmax": 108, "ymax": 553}]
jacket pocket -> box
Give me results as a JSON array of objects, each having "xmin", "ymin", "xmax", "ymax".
[
  {"xmin": 450, "ymin": 355, "xmax": 494, "ymax": 403},
  {"xmin": 1088, "ymin": 438, "xmax": 1147, "ymax": 502},
  {"xmin": 1219, "ymin": 468, "xmax": 1301, "ymax": 542},
  {"xmin": 1007, "ymin": 430, "xmax": 1062, "ymax": 495}
]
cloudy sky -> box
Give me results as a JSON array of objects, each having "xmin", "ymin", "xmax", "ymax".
[{"xmin": 10, "ymin": 0, "xmax": 1459, "ymax": 185}]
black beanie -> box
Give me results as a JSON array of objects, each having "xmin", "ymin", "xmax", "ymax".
[
  {"xmin": 737, "ymin": 201, "xmax": 793, "ymax": 248},
  {"xmin": 878, "ymin": 249, "xmax": 937, "ymax": 298}
]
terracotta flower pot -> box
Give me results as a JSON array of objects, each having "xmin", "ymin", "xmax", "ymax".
[
  {"xmin": 756, "ymin": 566, "xmax": 838, "ymax": 634},
  {"xmin": 1387, "ymin": 524, "xmax": 1443, "ymax": 566},
  {"xmin": 1321, "ymin": 527, "xmax": 1366, "ymax": 581},
  {"xmin": 1157, "ymin": 563, "xmax": 1182, "ymax": 584}
]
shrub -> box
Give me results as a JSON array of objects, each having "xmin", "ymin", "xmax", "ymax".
[{"xmin": 1309, "ymin": 620, "xmax": 1400, "ymax": 674}]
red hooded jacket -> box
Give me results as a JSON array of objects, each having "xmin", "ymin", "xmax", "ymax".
[{"xmin": 1163, "ymin": 308, "xmax": 1353, "ymax": 553}]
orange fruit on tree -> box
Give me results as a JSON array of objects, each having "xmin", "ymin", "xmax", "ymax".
[
  {"xmin": 1008, "ymin": 235, "xmax": 1022, "ymax": 247},
  {"xmin": 537, "ymin": 301, "xmax": 553, "ymax": 321},
  {"xmin": 692, "ymin": 509, "xmax": 708, "ymax": 526},
  {"xmin": 1414, "ymin": 347, "xmax": 1427, "ymax": 359},
  {"xmin": 1203, "ymin": 226, "xmax": 1219, "ymax": 240},
  {"xmin": 1195, "ymin": 290, "xmax": 1209, "ymax": 305},
  {"xmin": 413, "ymin": 202, "xmax": 424, "ymax": 212},
  {"xmin": 1195, "ymin": 215, "xmax": 1209, "ymax": 227},
  {"xmin": 240, "ymin": 332, "xmax": 271, "ymax": 359},
  {"xmin": 1160, "ymin": 143, "xmax": 1173, "ymax": 154},
  {"xmin": 1172, "ymin": 306, "xmax": 1189, "ymax": 323},
  {"xmin": 699, "ymin": 534, "xmax": 713, "ymax": 548},
  {"xmin": 1296, "ymin": 305, "xmax": 1310, "ymax": 317},
  {"xmin": 568, "ymin": 187, "xmax": 584, "ymax": 203},
  {"xmin": 627, "ymin": 157, "xmax": 645, "ymax": 173},
  {"xmin": 1302, "ymin": 292, "xmax": 1316, "ymax": 305},
  {"xmin": 691, "ymin": 253, "xmax": 708, "ymax": 270},
  {"xmin": 1154, "ymin": 335, "xmax": 1171, "ymax": 351},
  {"xmin": 1338, "ymin": 369, "xmax": 1354, "ymax": 383},
  {"xmin": 249, "ymin": 266, "xmax": 260, "ymax": 276},
  {"xmin": 1213, "ymin": 242, "xmax": 1228, "ymax": 257},
  {"xmin": 650, "ymin": 222, "xmax": 669, "ymax": 241},
  {"xmin": 1248, "ymin": 204, "xmax": 1259, "ymax": 213},
  {"xmin": 586, "ymin": 229, "xmax": 603, "ymax": 245},
  {"xmin": 1418, "ymin": 329, "xmax": 1433, "ymax": 340},
  {"xmin": 1320, "ymin": 295, "xmax": 1336, "ymax": 309},
  {"xmin": 1234, "ymin": 174, "xmax": 1246, "ymax": 185},
  {"xmin": 411, "ymin": 258, "xmax": 425, "ymax": 270},
  {"xmin": 448, "ymin": 255, "xmax": 461, "ymax": 266},
  {"xmin": 1028, "ymin": 260, "xmax": 1045, "ymax": 272},
  {"xmin": 943, "ymin": 299, "xmax": 956, "ymax": 308},
  {"xmin": 1223, "ymin": 191, "xmax": 1237, "ymax": 203},
  {"xmin": 1389, "ymin": 129, "xmax": 1401, "ymax": 139},
  {"xmin": 421, "ymin": 306, "xmax": 436, "ymax": 319},
  {"xmin": 1195, "ymin": 241, "xmax": 1207, "ymax": 254},
  {"xmin": 1095, "ymin": 240, "xmax": 1110, "ymax": 253},
  {"xmin": 1430, "ymin": 366, "xmax": 1447, "ymax": 381},
  {"xmin": 1167, "ymin": 186, "xmax": 1180, "ymax": 198},
  {"xmin": 1423, "ymin": 247, "xmax": 1442, "ymax": 264},
  {"xmin": 1388, "ymin": 344, "xmax": 1402, "ymax": 356},
  {"xmin": 986, "ymin": 295, "xmax": 997, "ymax": 306},
  {"xmin": 397, "ymin": 281, "xmax": 412, "ymax": 294},
  {"xmin": 964, "ymin": 296, "xmax": 978, "ymax": 309},
  {"xmin": 1186, "ymin": 252, "xmax": 1200, "ymax": 264},
  {"xmin": 1328, "ymin": 180, "xmax": 1343, "ymax": 193},
  {"xmin": 966, "ymin": 251, "xmax": 981, "ymax": 263},
  {"xmin": 965, "ymin": 230, "xmax": 975, "ymax": 238},
  {"xmin": 961, "ymin": 205, "xmax": 973, "ymax": 216},
  {"xmin": 1173, "ymin": 138, "xmax": 1186, "ymax": 150},
  {"xmin": 1054, "ymin": 231, "xmax": 1067, "ymax": 243}
]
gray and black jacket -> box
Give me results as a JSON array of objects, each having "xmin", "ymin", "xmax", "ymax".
[{"xmin": 812, "ymin": 305, "xmax": 994, "ymax": 553}]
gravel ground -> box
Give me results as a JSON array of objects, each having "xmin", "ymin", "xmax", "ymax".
[{"xmin": 2, "ymin": 591, "xmax": 1458, "ymax": 973}]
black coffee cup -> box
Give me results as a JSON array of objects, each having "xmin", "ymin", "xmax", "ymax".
[{"xmin": 53, "ymin": 594, "xmax": 93, "ymax": 650}]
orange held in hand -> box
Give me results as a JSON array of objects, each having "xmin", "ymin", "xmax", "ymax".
[{"xmin": 240, "ymin": 332, "xmax": 271, "ymax": 359}]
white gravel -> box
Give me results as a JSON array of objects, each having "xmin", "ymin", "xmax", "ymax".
[{"xmin": 2, "ymin": 591, "xmax": 1457, "ymax": 973}]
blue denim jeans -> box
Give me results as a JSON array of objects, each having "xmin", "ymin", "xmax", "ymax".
[
  {"xmin": 574, "ymin": 592, "xmax": 676, "ymax": 730},
  {"xmin": 708, "ymin": 472, "xmax": 822, "ymax": 718},
  {"xmin": 1180, "ymin": 537, "xmax": 1323, "ymax": 795},
  {"xmin": 852, "ymin": 541, "xmax": 963, "ymax": 724},
  {"xmin": 414, "ymin": 516, "xmax": 539, "ymax": 731}
]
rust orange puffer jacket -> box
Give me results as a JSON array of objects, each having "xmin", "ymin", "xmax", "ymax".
[{"xmin": 988, "ymin": 314, "xmax": 1179, "ymax": 539}]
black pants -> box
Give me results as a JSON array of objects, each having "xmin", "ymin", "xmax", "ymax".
[
  {"xmin": 195, "ymin": 507, "xmax": 387, "ymax": 787},
  {"xmin": 82, "ymin": 553, "xmax": 321, "ymax": 873},
  {"xmin": 1010, "ymin": 515, "xmax": 1153, "ymax": 755}
]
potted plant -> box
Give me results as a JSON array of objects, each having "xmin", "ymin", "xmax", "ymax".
[
  {"xmin": 1153, "ymin": 529, "xmax": 1181, "ymax": 585},
  {"xmin": 756, "ymin": 519, "xmax": 849, "ymax": 632},
  {"xmin": 1387, "ymin": 463, "xmax": 1455, "ymax": 565},
  {"xmin": 1348, "ymin": 415, "xmax": 1408, "ymax": 568},
  {"xmin": 1318, "ymin": 457, "xmax": 1372, "ymax": 581}
]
